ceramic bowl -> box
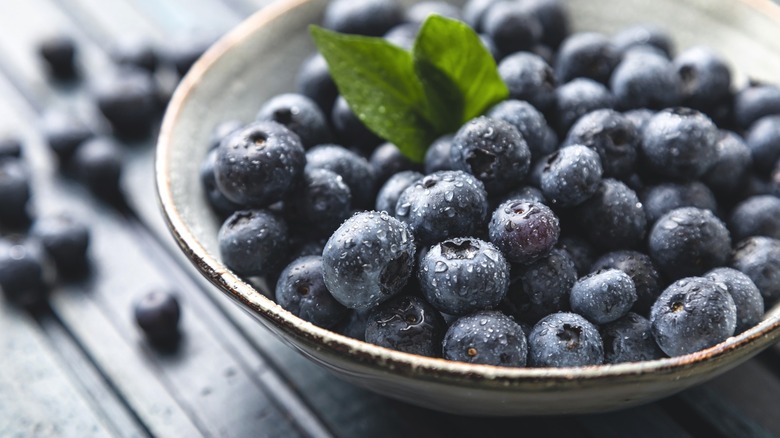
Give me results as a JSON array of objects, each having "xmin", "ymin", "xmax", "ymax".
[{"xmin": 156, "ymin": 0, "xmax": 780, "ymax": 415}]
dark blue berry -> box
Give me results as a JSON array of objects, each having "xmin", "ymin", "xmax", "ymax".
[
  {"xmin": 0, "ymin": 237, "xmax": 50, "ymax": 308},
  {"xmin": 730, "ymin": 236, "xmax": 780, "ymax": 301},
  {"xmin": 395, "ymin": 171, "xmax": 488, "ymax": 245},
  {"xmin": 497, "ymin": 186, "xmax": 546, "ymax": 208},
  {"xmin": 91, "ymin": 67, "xmax": 159, "ymax": 139},
  {"xmin": 0, "ymin": 136, "xmax": 22, "ymax": 159},
  {"xmin": 218, "ymin": 209, "xmax": 289, "ymax": 278},
  {"xmin": 214, "ymin": 121, "xmax": 305, "ymax": 207},
  {"xmin": 570, "ymin": 268, "xmax": 637, "ymax": 324},
  {"xmin": 557, "ymin": 235, "xmax": 597, "ymax": 277},
  {"xmin": 424, "ymin": 135, "xmax": 455, "ymax": 174},
  {"xmin": 487, "ymin": 99, "xmax": 552, "ymax": 162},
  {"xmin": 622, "ymin": 108, "xmax": 655, "ymax": 133},
  {"xmin": 418, "ymin": 237, "xmax": 509, "ymax": 316},
  {"xmin": 610, "ymin": 50, "xmax": 681, "ymax": 110},
  {"xmin": 463, "ymin": 0, "xmax": 500, "ymax": 32},
  {"xmin": 591, "ymin": 250, "xmax": 663, "ymax": 315},
  {"xmin": 72, "ymin": 137, "xmax": 124, "ymax": 202},
  {"xmin": 405, "ymin": 2, "xmax": 462, "ymax": 24},
  {"xmin": 641, "ymin": 181, "xmax": 717, "ymax": 226},
  {"xmin": 384, "ymin": 24, "xmax": 419, "ymax": 50},
  {"xmin": 650, "ymin": 277, "xmax": 736, "ymax": 357},
  {"xmin": 285, "ymin": 168, "xmax": 352, "ymax": 236},
  {"xmin": 482, "ymin": 1, "xmax": 542, "ymax": 57},
  {"xmin": 729, "ymin": 195, "xmax": 780, "ymax": 241},
  {"xmin": 200, "ymin": 149, "xmax": 240, "ymax": 217},
  {"xmin": 322, "ymin": 211, "xmax": 415, "ymax": 310},
  {"xmin": 704, "ymin": 267, "xmax": 764, "ymax": 335},
  {"xmin": 306, "ymin": 144, "xmax": 376, "ymax": 209},
  {"xmin": 30, "ymin": 214, "xmax": 90, "ymax": 277},
  {"xmin": 162, "ymin": 34, "xmax": 213, "ymax": 76},
  {"xmin": 0, "ymin": 159, "xmax": 32, "ymax": 226},
  {"xmin": 489, "ymin": 200, "xmax": 560, "ymax": 264},
  {"xmin": 555, "ymin": 32, "xmax": 619, "ymax": 85},
  {"xmin": 745, "ymin": 115, "xmax": 780, "ymax": 174},
  {"xmin": 600, "ymin": 312, "xmax": 664, "ymax": 364},
  {"xmin": 369, "ymin": 142, "xmax": 422, "ymax": 187},
  {"xmin": 38, "ymin": 34, "xmax": 77, "ymax": 79},
  {"xmin": 110, "ymin": 36, "xmax": 158, "ymax": 72},
  {"xmin": 450, "ymin": 116, "xmax": 531, "ymax": 194},
  {"xmin": 498, "ymin": 52, "xmax": 557, "ymax": 114},
  {"xmin": 41, "ymin": 110, "xmax": 94, "ymax": 166},
  {"xmin": 338, "ymin": 309, "xmax": 371, "ymax": 341},
  {"xmin": 296, "ymin": 53, "xmax": 338, "ymax": 115},
  {"xmin": 528, "ymin": 312, "xmax": 604, "ymax": 367},
  {"xmin": 612, "ymin": 25, "xmax": 674, "ymax": 58},
  {"xmin": 574, "ymin": 179, "xmax": 647, "ymax": 251},
  {"xmin": 563, "ymin": 109, "xmax": 640, "ymax": 179},
  {"xmin": 505, "ymin": 248, "xmax": 577, "ymax": 323},
  {"xmin": 256, "ymin": 93, "xmax": 333, "ymax": 149},
  {"xmin": 673, "ymin": 46, "xmax": 732, "ymax": 115},
  {"xmin": 133, "ymin": 289, "xmax": 181, "ymax": 348},
  {"xmin": 331, "ymin": 96, "xmax": 384, "ymax": 152},
  {"xmin": 442, "ymin": 310, "xmax": 527, "ymax": 366},
  {"xmin": 733, "ymin": 84, "xmax": 780, "ymax": 130},
  {"xmin": 323, "ymin": 0, "xmax": 404, "ymax": 37},
  {"xmin": 275, "ymin": 256, "xmax": 348, "ymax": 329},
  {"xmin": 540, "ymin": 145, "xmax": 603, "ymax": 207},
  {"xmin": 702, "ymin": 131, "xmax": 752, "ymax": 197},
  {"xmin": 554, "ymin": 78, "xmax": 614, "ymax": 135},
  {"xmin": 375, "ymin": 170, "xmax": 423, "ymax": 216},
  {"xmin": 364, "ymin": 294, "xmax": 445, "ymax": 357},
  {"xmin": 522, "ymin": 0, "xmax": 569, "ymax": 49}
]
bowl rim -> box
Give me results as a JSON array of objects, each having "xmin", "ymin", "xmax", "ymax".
[{"xmin": 156, "ymin": 0, "xmax": 780, "ymax": 388}]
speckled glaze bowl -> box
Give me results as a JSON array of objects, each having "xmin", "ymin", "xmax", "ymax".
[{"xmin": 157, "ymin": 0, "xmax": 780, "ymax": 415}]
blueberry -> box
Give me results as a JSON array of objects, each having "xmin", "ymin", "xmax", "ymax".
[
  {"xmin": 29, "ymin": 214, "xmax": 90, "ymax": 277},
  {"xmin": 745, "ymin": 115, "xmax": 780, "ymax": 174},
  {"xmin": 0, "ymin": 237, "xmax": 51, "ymax": 308},
  {"xmin": 462, "ymin": 0, "xmax": 501, "ymax": 32},
  {"xmin": 322, "ymin": 211, "xmax": 415, "ymax": 310},
  {"xmin": 557, "ymin": 235, "xmax": 597, "ymax": 277},
  {"xmin": 640, "ymin": 181, "xmax": 717, "ymax": 226},
  {"xmin": 730, "ymin": 236, "xmax": 780, "ymax": 301},
  {"xmin": 285, "ymin": 168, "xmax": 352, "ymax": 236},
  {"xmin": 498, "ymin": 52, "xmax": 557, "ymax": 114},
  {"xmin": 257, "ymin": 93, "xmax": 333, "ymax": 149},
  {"xmin": 218, "ymin": 209, "xmax": 289, "ymax": 278},
  {"xmin": 522, "ymin": 0, "xmax": 570, "ymax": 49},
  {"xmin": 214, "ymin": 121, "xmax": 305, "ymax": 208},
  {"xmin": 369, "ymin": 142, "xmax": 422, "ymax": 187},
  {"xmin": 650, "ymin": 276, "xmax": 736, "ymax": 357},
  {"xmin": 505, "ymin": 247, "xmax": 577, "ymax": 323},
  {"xmin": 483, "ymin": 1, "xmax": 541, "ymax": 57},
  {"xmin": 487, "ymin": 99, "xmax": 552, "ymax": 162},
  {"xmin": 208, "ymin": 120, "xmax": 244, "ymax": 151},
  {"xmin": 275, "ymin": 256, "xmax": 348, "ymax": 329},
  {"xmin": 306, "ymin": 144, "xmax": 376, "ymax": 209},
  {"xmin": 622, "ymin": 108, "xmax": 655, "ymax": 133},
  {"xmin": 673, "ymin": 46, "xmax": 732, "ymax": 115},
  {"xmin": 591, "ymin": 250, "xmax": 663, "ymax": 315},
  {"xmin": 649, "ymin": 207, "xmax": 731, "ymax": 280},
  {"xmin": 574, "ymin": 179, "xmax": 647, "ymax": 251},
  {"xmin": 200, "ymin": 149, "xmax": 240, "ymax": 217},
  {"xmin": 704, "ymin": 267, "xmax": 764, "ymax": 335},
  {"xmin": 496, "ymin": 185, "xmax": 546, "ymax": 208},
  {"xmin": 91, "ymin": 67, "xmax": 159, "ymax": 139},
  {"xmin": 570, "ymin": 269, "xmax": 637, "ymax": 324},
  {"xmin": 161, "ymin": 34, "xmax": 213, "ymax": 77},
  {"xmin": 450, "ymin": 116, "xmax": 531, "ymax": 194},
  {"xmin": 728, "ymin": 195, "xmax": 780, "ymax": 241},
  {"xmin": 383, "ymin": 23, "xmax": 419, "ymax": 50},
  {"xmin": 555, "ymin": 32, "xmax": 619, "ymax": 85},
  {"xmin": 600, "ymin": 312, "xmax": 664, "ymax": 364},
  {"xmin": 405, "ymin": 2, "xmax": 462, "ymax": 24},
  {"xmin": 702, "ymin": 131, "xmax": 752, "ymax": 197},
  {"xmin": 110, "ymin": 36, "xmax": 158, "ymax": 72},
  {"xmin": 612, "ymin": 25, "xmax": 674, "ymax": 58},
  {"xmin": 527, "ymin": 312, "xmax": 604, "ymax": 367},
  {"xmin": 133, "ymin": 289, "xmax": 181, "ymax": 347},
  {"xmin": 0, "ymin": 136, "xmax": 22, "ymax": 159},
  {"xmin": 296, "ymin": 53, "xmax": 338, "ymax": 115},
  {"xmin": 563, "ymin": 109, "xmax": 640, "ymax": 178},
  {"xmin": 331, "ymin": 96, "xmax": 384, "ymax": 152},
  {"xmin": 72, "ymin": 137, "xmax": 124, "ymax": 202},
  {"xmin": 489, "ymin": 200, "xmax": 560, "ymax": 264},
  {"xmin": 40, "ymin": 109, "xmax": 94, "ymax": 166},
  {"xmin": 418, "ymin": 238, "xmax": 509, "ymax": 316},
  {"xmin": 733, "ymin": 84, "xmax": 780, "ymax": 130},
  {"xmin": 610, "ymin": 50, "xmax": 681, "ymax": 110},
  {"xmin": 364, "ymin": 294, "xmax": 445, "ymax": 357},
  {"xmin": 540, "ymin": 145, "xmax": 603, "ymax": 207},
  {"xmin": 0, "ymin": 159, "xmax": 32, "ymax": 226},
  {"xmin": 323, "ymin": 0, "xmax": 404, "ymax": 37},
  {"xmin": 773, "ymin": 160, "xmax": 780, "ymax": 197},
  {"xmin": 554, "ymin": 78, "xmax": 614, "ymax": 135},
  {"xmin": 442, "ymin": 310, "xmax": 527, "ymax": 366},
  {"xmin": 37, "ymin": 34, "xmax": 77, "ymax": 79},
  {"xmin": 424, "ymin": 135, "xmax": 455, "ymax": 174},
  {"xmin": 395, "ymin": 171, "xmax": 488, "ymax": 245},
  {"xmin": 338, "ymin": 309, "xmax": 371, "ymax": 341},
  {"xmin": 640, "ymin": 107, "xmax": 719, "ymax": 180},
  {"xmin": 375, "ymin": 170, "xmax": 423, "ymax": 216}
]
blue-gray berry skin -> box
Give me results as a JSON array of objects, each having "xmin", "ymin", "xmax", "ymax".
[
  {"xmin": 733, "ymin": 84, "xmax": 780, "ymax": 130},
  {"xmin": 482, "ymin": 1, "xmax": 541, "ymax": 57},
  {"xmin": 214, "ymin": 121, "xmax": 305, "ymax": 208},
  {"xmin": 641, "ymin": 181, "xmax": 717, "ymax": 226},
  {"xmin": 554, "ymin": 78, "xmax": 615, "ymax": 135},
  {"xmin": 540, "ymin": 145, "xmax": 603, "ymax": 207},
  {"xmin": 600, "ymin": 312, "xmax": 664, "ymax": 364},
  {"xmin": 209, "ymin": 120, "xmax": 243, "ymax": 150},
  {"xmin": 285, "ymin": 168, "xmax": 352, "ymax": 236},
  {"xmin": 322, "ymin": 0, "xmax": 404, "ymax": 36},
  {"xmin": 364, "ymin": 294, "xmax": 445, "ymax": 357},
  {"xmin": 275, "ymin": 256, "xmax": 348, "ymax": 329},
  {"xmin": 570, "ymin": 269, "xmax": 637, "ymax": 324},
  {"xmin": 375, "ymin": 170, "xmax": 423, "ymax": 216},
  {"xmin": 612, "ymin": 25, "xmax": 673, "ymax": 58},
  {"xmin": 489, "ymin": 200, "xmax": 560, "ymax": 265},
  {"xmin": 450, "ymin": 117, "xmax": 531, "ymax": 194},
  {"xmin": 610, "ymin": 51, "xmax": 681, "ymax": 111},
  {"xmin": 463, "ymin": 0, "xmax": 500, "ymax": 32},
  {"xmin": 133, "ymin": 290, "xmax": 181, "ymax": 347},
  {"xmin": 306, "ymin": 144, "xmax": 376, "ymax": 209},
  {"xmin": 295, "ymin": 53, "xmax": 338, "ymax": 115},
  {"xmin": 745, "ymin": 115, "xmax": 780, "ymax": 174},
  {"xmin": 0, "ymin": 159, "xmax": 31, "ymax": 226},
  {"xmin": 322, "ymin": 211, "xmax": 415, "ymax": 310},
  {"xmin": 91, "ymin": 67, "xmax": 158, "ymax": 138},
  {"xmin": 622, "ymin": 108, "xmax": 655, "ymax": 133},
  {"xmin": 731, "ymin": 236, "xmax": 780, "ymax": 301},
  {"xmin": 523, "ymin": 0, "xmax": 569, "ymax": 49},
  {"xmin": 370, "ymin": 142, "xmax": 422, "ymax": 187},
  {"xmin": 218, "ymin": 210, "xmax": 289, "ymax": 278},
  {"xmin": 41, "ymin": 110, "xmax": 93, "ymax": 165},
  {"xmin": 591, "ymin": 250, "xmax": 663, "ymax": 315},
  {"xmin": 640, "ymin": 108, "xmax": 719, "ymax": 180},
  {"xmin": 555, "ymin": 32, "xmax": 619, "ymax": 85},
  {"xmin": 395, "ymin": 171, "xmax": 488, "ymax": 245},
  {"xmin": 487, "ymin": 100, "xmax": 552, "ymax": 162},
  {"xmin": 38, "ymin": 34, "xmax": 77, "ymax": 79},
  {"xmin": 649, "ymin": 207, "xmax": 731, "ymax": 281},
  {"xmin": 0, "ymin": 237, "xmax": 50, "ymax": 308},
  {"xmin": 424, "ymin": 135, "xmax": 455, "ymax": 174},
  {"xmin": 557, "ymin": 235, "xmax": 597, "ymax": 277},
  {"xmin": 384, "ymin": 23, "xmax": 419, "ymax": 50},
  {"xmin": 331, "ymin": 96, "xmax": 383, "ymax": 152},
  {"xmin": 442, "ymin": 310, "xmax": 528, "ymax": 366},
  {"xmin": 498, "ymin": 52, "xmax": 557, "ymax": 114},
  {"xmin": 256, "ymin": 93, "xmax": 332, "ymax": 149},
  {"xmin": 72, "ymin": 137, "xmax": 124, "ymax": 202},
  {"xmin": 702, "ymin": 131, "xmax": 752, "ymax": 197},
  {"xmin": 405, "ymin": 2, "xmax": 462, "ymax": 24},
  {"xmin": 418, "ymin": 238, "xmax": 509, "ymax": 316},
  {"xmin": 673, "ymin": 46, "xmax": 732, "ymax": 114},
  {"xmin": 574, "ymin": 179, "xmax": 647, "ymax": 251},
  {"xmin": 528, "ymin": 312, "xmax": 604, "ymax": 367},
  {"xmin": 200, "ymin": 149, "xmax": 240, "ymax": 218},
  {"xmin": 505, "ymin": 248, "xmax": 577, "ymax": 323},
  {"xmin": 29, "ymin": 214, "xmax": 90, "ymax": 276},
  {"xmin": 705, "ymin": 267, "xmax": 764, "ymax": 334},
  {"xmin": 650, "ymin": 277, "xmax": 737, "ymax": 357},
  {"xmin": 729, "ymin": 195, "xmax": 780, "ymax": 241},
  {"xmin": 338, "ymin": 309, "xmax": 371, "ymax": 341},
  {"xmin": 564, "ymin": 109, "xmax": 640, "ymax": 179},
  {"xmin": 0, "ymin": 136, "xmax": 22, "ymax": 159}
]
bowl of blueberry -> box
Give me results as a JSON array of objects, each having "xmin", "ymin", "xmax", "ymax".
[{"xmin": 156, "ymin": 0, "xmax": 780, "ymax": 415}]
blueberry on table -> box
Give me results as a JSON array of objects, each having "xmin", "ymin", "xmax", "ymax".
[
  {"xmin": 91, "ymin": 67, "xmax": 159, "ymax": 139},
  {"xmin": 306, "ymin": 144, "xmax": 376, "ymax": 209},
  {"xmin": 563, "ymin": 109, "xmax": 639, "ymax": 179},
  {"xmin": 134, "ymin": 289, "xmax": 181, "ymax": 348},
  {"xmin": 612, "ymin": 25, "xmax": 674, "ymax": 58},
  {"xmin": 218, "ymin": 209, "xmax": 289, "ymax": 278},
  {"xmin": 482, "ymin": 1, "xmax": 542, "ymax": 57},
  {"xmin": 322, "ymin": 0, "xmax": 404, "ymax": 37},
  {"xmin": 161, "ymin": 34, "xmax": 213, "ymax": 77},
  {"xmin": 650, "ymin": 276, "xmax": 736, "ymax": 357},
  {"xmin": 443, "ymin": 310, "xmax": 528, "ymax": 366},
  {"xmin": 600, "ymin": 312, "xmax": 664, "ymax": 364},
  {"xmin": 505, "ymin": 247, "xmax": 577, "ymax": 323},
  {"xmin": 275, "ymin": 256, "xmax": 348, "ymax": 330},
  {"xmin": 745, "ymin": 114, "xmax": 780, "ymax": 174},
  {"xmin": 731, "ymin": 236, "xmax": 780, "ymax": 301},
  {"xmin": 375, "ymin": 170, "xmax": 423, "ymax": 216},
  {"xmin": 673, "ymin": 46, "xmax": 732, "ymax": 114},
  {"xmin": 555, "ymin": 32, "xmax": 619, "ymax": 85},
  {"xmin": 573, "ymin": 179, "xmax": 646, "ymax": 251},
  {"xmin": 200, "ymin": 149, "xmax": 240, "ymax": 218},
  {"xmin": 365, "ymin": 294, "xmax": 445, "ymax": 357},
  {"xmin": 489, "ymin": 199, "xmax": 560, "ymax": 265},
  {"xmin": 528, "ymin": 312, "xmax": 604, "ymax": 367},
  {"xmin": 610, "ymin": 50, "xmax": 681, "ymax": 111},
  {"xmin": 110, "ymin": 36, "xmax": 158, "ymax": 73},
  {"xmin": 0, "ymin": 237, "xmax": 50, "ymax": 308},
  {"xmin": 733, "ymin": 83, "xmax": 780, "ymax": 130},
  {"xmin": 369, "ymin": 142, "xmax": 422, "ymax": 187},
  {"xmin": 729, "ymin": 195, "xmax": 780, "ymax": 241},
  {"xmin": 649, "ymin": 207, "xmax": 731, "ymax": 280},
  {"xmin": 284, "ymin": 168, "xmax": 352, "ymax": 236},
  {"xmin": 423, "ymin": 135, "xmax": 455, "ymax": 175},
  {"xmin": 214, "ymin": 121, "xmax": 305, "ymax": 208},
  {"xmin": 30, "ymin": 214, "xmax": 90, "ymax": 277},
  {"xmin": 591, "ymin": 250, "xmax": 663, "ymax": 315},
  {"xmin": 570, "ymin": 269, "xmax": 637, "ymax": 324},
  {"xmin": 40, "ymin": 109, "xmax": 94, "ymax": 166},
  {"xmin": 0, "ymin": 136, "xmax": 22, "ymax": 159},
  {"xmin": 540, "ymin": 145, "xmax": 603, "ymax": 207},
  {"xmin": 451, "ymin": 116, "xmax": 531, "ymax": 194},
  {"xmin": 322, "ymin": 211, "xmax": 415, "ymax": 311},
  {"xmin": 640, "ymin": 181, "xmax": 717, "ymax": 226},
  {"xmin": 498, "ymin": 52, "xmax": 556, "ymax": 115},
  {"xmin": 704, "ymin": 267, "xmax": 764, "ymax": 335},
  {"xmin": 0, "ymin": 158, "xmax": 32, "ymax": 226},
  {"xmin": 37, "ymin": 34, "xmax": 78, "ymax": 79},
  {"xmin": 395, "ymin": 170, "xmax": 489, "ymax": 245},
  {"xmin": 553, "ymin": 78, "xmax": 614, "ymax": 135},
  {"xmin": 702, "ymin": 131, "xmax": 752, "ymax": 197},
  {"xmin": 487, "ymin": 99, "xmax": 552, "ymax": 162},
  {"xmin": 256, "ymin": 93, "xmax": 333, "ymax": 150},
  {"xmin": 71, "ymin": 137, "xmax": 124, "ymax": 202}
]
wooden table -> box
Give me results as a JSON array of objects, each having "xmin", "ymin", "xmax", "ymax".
[{"xmin": 1, "ymin": 0, "xmax": 780, "ymax": 436}]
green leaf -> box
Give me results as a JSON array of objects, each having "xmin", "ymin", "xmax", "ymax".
[
  {"xmin": 310, "ymin": 25, "xmax": 435, "ymax": 162},
  {"xmin": 412, "ymin": 15, "xmax": 509, "ymax": 124}
]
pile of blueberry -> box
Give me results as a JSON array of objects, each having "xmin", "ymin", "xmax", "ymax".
[{"xmin": 203, "ymin": 0, "xmax": 780, "ymax": 367}]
